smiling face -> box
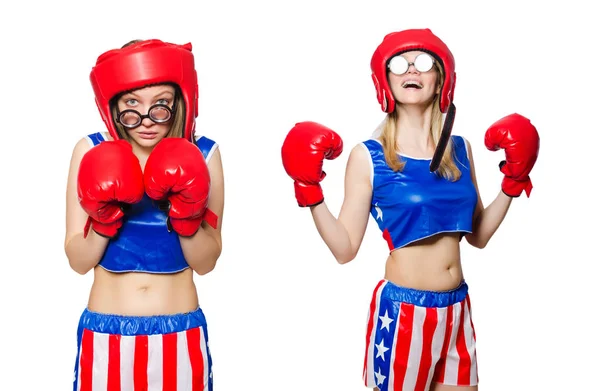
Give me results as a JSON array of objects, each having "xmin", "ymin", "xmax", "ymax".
[
  {"xmin": 114, "ymin": 84, "xmax": 176, "ymax": 148},
  {"xmin": 387, "ymin": 51, "xmax": 441, "ymax": 108}
]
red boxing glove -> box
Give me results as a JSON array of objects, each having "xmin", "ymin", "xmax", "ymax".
[
  {"xmin": 77, "ymin": 140, "xmax": 145, "ymax": 238},
  {"xmin": 281, "ymin": 121, "xmax": 343, "ymax": 207},
  {"xmin": 484, "ymin": 113, "xmax": 540, "ymax": 197},
  {"xmin": 144, "ymin": 138, "xmax": 218, "ymax": 237}
]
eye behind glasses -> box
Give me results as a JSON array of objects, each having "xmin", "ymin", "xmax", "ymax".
[
  {"xmin": 388, "ymin": 53, "xmax": 435, "ymax": 75},
  {"xmin": 117, "ymin": 104, "xmax": 173, "ymax": 129}
]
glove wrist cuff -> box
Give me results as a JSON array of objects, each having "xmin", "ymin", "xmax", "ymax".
[
  {"xmin": 501, "ymin": 176, "xmax": 533, "ymax": 198},
  {"xmin": 168, "ymin": 207, "xmax": 219, "ymax": 236},
  {"xmin": 84, "ymin": 217, "xmax": 120, "ymax": 239},
  {"xmin": 169, "ymin": 217, "xmax": 202, "ymax": 237},
  {"xmin": 294, "ymin": 181, "xmax": 324, "ymax": 207}
]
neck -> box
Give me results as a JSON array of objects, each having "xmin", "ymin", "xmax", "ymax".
[{"xmin": 394, "ymin": 103, "xmax": 435, "ymax": 151}]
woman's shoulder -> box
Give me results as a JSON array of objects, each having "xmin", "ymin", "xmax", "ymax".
[
  {"xmin": 83, "ymin": 131, "xmax": 111, "ymax": 147},
  {"xmin": 355, "ymin": 138, "xmax": 383, "ymax": 161},
  {"xmin": 69, "ymin": 132, "xmax": 110, "ymax": 161},
  {"xmin": 346, "ymin": 140, "xmax": 381, "ymax": 175},
  {"xmin": 451, "ymin": 134, "xmax": 468, "ymax": 144},
  {"xmin": 352, "ymin": 135, "xmax": 382, "ymax": 151},
  {"xmin": 450, "ymin": 134, "xmax": 472, "ymax": 163},
  {"xmin": 450, "ymin": 133, "xmax": 470, "ymax": 148},
  {"xmin": 193, "ymin": 134, "xmax": 219, "ymax": 162}
]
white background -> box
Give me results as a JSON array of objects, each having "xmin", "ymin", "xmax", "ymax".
[{"xmin": 1, "ymin": 1, "xmax": 598, "ymax": 390}]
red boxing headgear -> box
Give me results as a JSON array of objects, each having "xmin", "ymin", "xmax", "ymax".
[
  {"xmin": 90, "ymin": 39, "xmax": 198, "ymax": 141},
  {"xmin": 370, "ymin": 29, "xmax": 456, "ymax": 113}
]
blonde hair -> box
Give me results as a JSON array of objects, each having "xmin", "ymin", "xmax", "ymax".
[
  {"xmin": 122, "ymin": 39, "xmax": 142, "ymax": 48},
  {"xmin": 379, "ymin": 62, "xmax": 461, "ymax": 181}
]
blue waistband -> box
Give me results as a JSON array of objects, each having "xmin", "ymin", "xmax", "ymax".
[
  {"xmin": 78, "ymin": 307, "xmax": 207, "ymax": 336},
  {"xmin": 380, "ymin": 280, "xmax": 468, "ymax": 308}
]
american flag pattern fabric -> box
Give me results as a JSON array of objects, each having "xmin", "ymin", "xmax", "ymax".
[
  {"xmin": 363, "ymin": 280, "xmax": 477, "ymax": 391},
  {"xmin": 73, "ymin": 307, "xmax": 213, "ymax": 391}
]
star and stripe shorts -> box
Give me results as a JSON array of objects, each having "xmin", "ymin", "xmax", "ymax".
[
  {"xmin": 73, "ymin": 307, "xmax": 213, "ymax": 391},
  {"xmin": 363, "ymin": 280, "xmax": 477, "ymax": 391}
]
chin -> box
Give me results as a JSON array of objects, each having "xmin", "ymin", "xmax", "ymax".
[
  {"xmin": 397, "ymin": 97, "xmax": 425, "ymax": 106},
  {"xmin": 396, "ymin": 94, "xmax": 436, "ymax": 107}
]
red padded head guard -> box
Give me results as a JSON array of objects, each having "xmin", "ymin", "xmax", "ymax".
[
  {"xmin": 90, "ymin": 39, "xmax": 198, "ymax": 141},
  {"xmin": 370, "ymin": 28, "xmax": 456, "ymax": 114}
]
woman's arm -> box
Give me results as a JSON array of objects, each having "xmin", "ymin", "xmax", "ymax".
[
  {"xmin": 64, "ymin": 138, "xmax": 110, "ymax": 275},
  {"xmin": 310, "ymin": 144, "xmax": 373, "ymax": 264},
  {"xmin": 464, "ymin": 139, "xmax": 513, "ymax": 249},
  {"xmin": 180, "ymin": 147, "xmax": 225, "ymax": 275}
]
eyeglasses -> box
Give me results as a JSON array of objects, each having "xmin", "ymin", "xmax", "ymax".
[
  {"xmin": 117, "ymin": 104, "xmax": 174, "ymax": 129},
  {"xmin": 388, "ymin": 53, "xmax": 435, "ymax": 75}
]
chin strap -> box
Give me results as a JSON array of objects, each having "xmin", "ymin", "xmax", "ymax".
[{"xmin": 429, "ymin": 102, "xmax": 456, "ymax": 173}]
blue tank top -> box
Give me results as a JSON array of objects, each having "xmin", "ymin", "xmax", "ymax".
[
  {"xmin": 362, "ymin": 135, "xmax": 477, "ymax": 251},
  {"xmin": 85, "ymin": 132, "xmax": 218, "ymax": 273}
]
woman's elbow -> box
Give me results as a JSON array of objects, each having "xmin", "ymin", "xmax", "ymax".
[
  {"xmin": 335, "ymin": 248, "xmax": 358, "ymax": 265},
  {"xmin": 67, "ymin": 256, "xmax": 93, "ymax": 275},
  {"xmin": 193, "ymin": 259, "xmax": 218, "ymax": 276},
  {"xmin": 473, "ymin": 241, "xmax": 487, "ymax": 250},
  {"xmin": 465, "ymin": 234, "xmax": 488, "ymax": 249},
  {"xmin": 193, "ymin": 249, "xmax": 222, "ymax": 276},
  {"xmin": 64, "ymin": 248, "xmax": 83, "ymax": 275},
  {"xmin": 195, "ymin": 265, "xmax": 215, "ymax": 276}
]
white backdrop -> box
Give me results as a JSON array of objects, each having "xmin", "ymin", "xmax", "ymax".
[{"xmin": 1, "ymin": 1, "xmax": 598, "ymax": 390}]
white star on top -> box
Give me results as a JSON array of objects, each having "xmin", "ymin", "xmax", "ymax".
[
  {"xmin": 375, "ymin": 203, "xmax": 383, "ymax": 220},
  {"xmin": 375, "ymin": 367, "xmax": 387, "ymax": 386},
  {"xmin": 375, "ymin": 339, "xmax": 390, "ymax": 361},
  {"xmin": 379, "ymin": 310, "xmax": 393, "ymax": 332}
]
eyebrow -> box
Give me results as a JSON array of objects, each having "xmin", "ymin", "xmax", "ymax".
[
  {"xmin": 121, "ymin": 90, "xmax": 175, "ymax": 100},
  {"xmin": 154, "ymin": 91, "xmax": 174, "ymax": 98}
]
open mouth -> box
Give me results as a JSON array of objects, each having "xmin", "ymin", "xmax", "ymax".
[{"xmin": 402, "ymin": 80, "xmax": 423, "ymax": 89}]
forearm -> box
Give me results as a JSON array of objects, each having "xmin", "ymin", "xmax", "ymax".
[
  {"xmin": 180, "ymin": 227, "xmax": 222, "ymax": 275},
  {"xmin": 65, "ymin": 231, "xmax": 109, "ymax": 275},
  {"xmin": 467, "ymin": 190, "xmax": 513, "ymax": 248},
  {"xmin": 310, "ymin": 202, "xmax": 354, "ymax": 264}
]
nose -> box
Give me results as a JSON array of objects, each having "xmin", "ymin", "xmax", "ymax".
[
  {"xmin": 407, "ymin": 62, "xmax": 419, "ymax": 73},
  {"xmin": 139, "ymin": 106, "xmax": 154, "ymax": 127},
  {"xmin": 141, "ymin": 116, "xmax": 154, "ymax": 127}
]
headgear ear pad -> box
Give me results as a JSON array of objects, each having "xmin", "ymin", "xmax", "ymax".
[{"xmin": 90, "ymin": 40, "xmax": 198, "ymax": 141}]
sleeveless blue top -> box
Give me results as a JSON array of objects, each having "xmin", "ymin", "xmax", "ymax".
[
  {"xmin": 362, "ymin": 135, "xmax": 477, "ymax": 251},
  {"xmin": 85, "ymin": 132, "xmax": 218, "ymax": 273}
]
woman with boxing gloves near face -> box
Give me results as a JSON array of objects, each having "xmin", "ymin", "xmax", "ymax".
[
  {"xmin": 64, "ymin": 39, "xmax": 224, "ymax": 390},
  {"xmin": 282, "ymin": 29, "xmax": 539, "ymax": 391}
]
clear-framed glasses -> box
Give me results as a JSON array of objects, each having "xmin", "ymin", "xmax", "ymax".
[
  {"xmin": 388, "ymin": 53, "xmax": 435, "ymax": 75},
  {"xmin": 117, "ymin": 104, "xmax": 174, "ymax": 129}
]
